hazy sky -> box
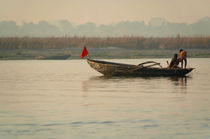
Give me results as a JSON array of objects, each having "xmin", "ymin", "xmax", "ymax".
[{"xmin": 0, "ymin": 0, "xmax": 210, "ymax": 25}]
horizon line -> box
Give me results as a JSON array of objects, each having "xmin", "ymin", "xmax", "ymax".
[{"xmin": 1, "ymin": 16, "xmax": 210, "ymax": 26}]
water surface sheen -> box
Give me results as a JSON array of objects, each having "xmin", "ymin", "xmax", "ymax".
[{"xmin": 0, "ymin": 58, "xmax": 210, "ymax": 139}]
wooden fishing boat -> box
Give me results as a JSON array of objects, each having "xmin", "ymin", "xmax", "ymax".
[{"xmin": 87, "ymin": 59, "xmax": 194, "ymax": 77}]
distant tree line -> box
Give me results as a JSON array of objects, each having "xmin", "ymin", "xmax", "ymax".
[
  {"xmin": 1, "ymin": 17, "xmax": 210, "ymax": 37},
  {"xmin": 0, "ymin": 36, "xmax": 209, "ymax": 50}
]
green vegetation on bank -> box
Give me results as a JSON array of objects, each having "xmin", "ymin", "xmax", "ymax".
[{"xmin": 0, "ymin": 37, "xmax": 210, "ymax": 59}]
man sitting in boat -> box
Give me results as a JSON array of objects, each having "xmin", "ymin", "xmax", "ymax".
[{"xmin": 169, "ymin": 53, "xmax": 180, "ymax": 68}]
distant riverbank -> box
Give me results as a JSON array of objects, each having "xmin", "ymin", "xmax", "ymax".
[
  {"xmin": 1, "ymin": 36, "xmax": 210, "ymax": 60},
  {"xmin": 0, "ymin": 48, "xmax": 210, "ymax": 60}
]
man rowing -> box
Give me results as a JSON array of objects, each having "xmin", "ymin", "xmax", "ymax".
[{"xmin": 169, "ymin": 53, "xmax": 180, "ymax": 68}]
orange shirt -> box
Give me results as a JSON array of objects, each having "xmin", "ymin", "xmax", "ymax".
[{"xmin": 180, "ymin": 51, "xmax": 187, "ymax": 59}]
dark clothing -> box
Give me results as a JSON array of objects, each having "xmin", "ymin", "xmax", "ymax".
[
  {"xmin": 180, "ymin": 58, "xmax": 187, "ymax": 68},
  {"xmin": 169, "ymin": 57, "xmax": 179, "ymax": 68}
]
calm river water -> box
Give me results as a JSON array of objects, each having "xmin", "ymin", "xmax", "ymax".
[{"xmin": 0, "ymin": 58, "xmax": 210, "ymax": 139}]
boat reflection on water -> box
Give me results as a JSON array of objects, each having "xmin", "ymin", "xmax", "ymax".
[
  {"xmin": 82, "ymin": 75, "xmax": 192, "ymax": 95},
  {"xmin": 168, "ymin": 76, "xmax": 190, "ymax": 87}
]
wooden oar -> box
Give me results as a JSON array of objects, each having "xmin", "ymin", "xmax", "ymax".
[
  {"xmin": 138, "ymin": 61, "xmax": 162, "ymax": 68},
  {"xmin": 128, "ymin": 61, "xmax": 162, "ymax": 73}
]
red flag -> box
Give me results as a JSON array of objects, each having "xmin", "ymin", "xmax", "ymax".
[{"xmin": 81, "ymin": 47, "xmax": 88, "ymax": 58}]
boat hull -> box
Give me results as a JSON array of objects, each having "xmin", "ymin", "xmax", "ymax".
[{"xmin": 87, "ymin": 59, "xmax": 194, "ymax": 77}]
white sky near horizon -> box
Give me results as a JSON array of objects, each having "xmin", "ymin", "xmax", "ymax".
[{"xmin": 0, "ymin": 0, "xmax": 210, "ymax": 25}]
